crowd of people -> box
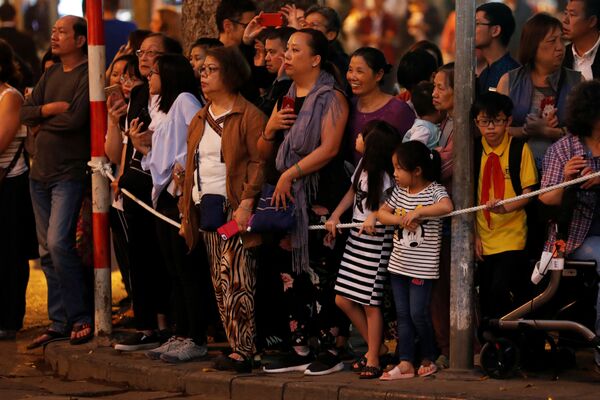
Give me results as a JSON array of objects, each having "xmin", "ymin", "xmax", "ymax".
[{"xmin": 0, "ymin": 0, "xmax": 599, "ymax": 382}]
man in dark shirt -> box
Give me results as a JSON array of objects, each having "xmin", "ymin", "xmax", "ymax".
[
  {"xmin": 20, "ymin": 16, "xmax": 92, "ymax": 347},
  {"xmin": 0, "ymin": 2, "xmax": 39, "ymax": 86},
  {"xmin": 255, "ymin": 27, "xmax": 295, "ymax": 116},
  {"xmin": 562, "ymin": 0, "xmax": 600, "ymax": 81},
  {"xmin": 476, "ymin": 2, "xmax": 520, "ymax": 95}
]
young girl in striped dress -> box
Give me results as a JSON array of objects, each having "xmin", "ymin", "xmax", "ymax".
[
  {"xmin": 377, "ymin": 141, "xmax": 454, "ymax": 380},
  {"xmin": 325, "ymin": 120, "xmax": 401, "ymax": 379}
]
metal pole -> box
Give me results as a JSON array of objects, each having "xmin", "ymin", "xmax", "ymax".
[
  {"xmin": 449, "ymin": 0, "xmax": 476, "ymax": 370},
  {"xmin": 86, "ymin": 0, "xmax": 112, "ymax": 336}
]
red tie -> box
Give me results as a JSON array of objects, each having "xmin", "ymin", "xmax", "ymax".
[{"xmin": 480, "ymin": 153, "xmax": 505, "ymax": 228}]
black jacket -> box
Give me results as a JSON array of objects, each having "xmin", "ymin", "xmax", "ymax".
[{"xmin": 563, "ymin": 43, "xmax": 600, "ymax": 80}]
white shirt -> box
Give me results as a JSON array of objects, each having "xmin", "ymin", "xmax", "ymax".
[
  {"xmin": 572, "ymin": 33, "xmax": 600, "ymax": 81},
  {"xmin": 192, "ymin": 107, "xmax": 230, "ymax": 204},
  {"xmin": 351, "ymin": 162, "xmax": 394, "ymax": 222}
]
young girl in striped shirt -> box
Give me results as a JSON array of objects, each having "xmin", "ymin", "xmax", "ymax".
[
  {"xmin": 376, "ymin": 140, "xmax": 454, "ymax": 380},
  {"xmin": 325, "ymin": 120, "xmax": 400, "ymax": 379}
]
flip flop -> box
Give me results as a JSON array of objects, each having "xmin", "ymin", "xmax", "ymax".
[
  {"xmin": 26, "ymin": 330, "xmax": 69, "ymax": 350},
  {"xmin": 418, "ymin": 363, "xmax": 438, "ymax": 377},
  {"xmin": 70, "ymin": 323, "xmax": 93, "ymax": 345},
  {"xmin": 380, "ymin": 365, "xmax": 415, "ymax": 380}
]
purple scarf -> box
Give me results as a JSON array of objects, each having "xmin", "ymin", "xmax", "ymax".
[{"xmin": 276, "ymin": 70, "xmax": 341, "ymax": 273}]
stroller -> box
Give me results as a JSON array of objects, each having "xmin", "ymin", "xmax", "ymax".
[{"xmin": 480, "ymin": 217, "xmax": 599, "ymax": 379}]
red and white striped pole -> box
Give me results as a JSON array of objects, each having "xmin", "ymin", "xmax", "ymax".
[{"xmin": 86, "ymin": 0, "xmax": 112, "ymax": 336}]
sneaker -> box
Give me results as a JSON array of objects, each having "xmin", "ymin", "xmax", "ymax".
[
  {"xmin": 304, "ymin": 351, "xmax": 344, "ymax": 376},
  {"xmin": 263, "ymin": 351, "xmax": 314, "ymax": 373},
  {"xmin": 160, "ymin": 338, "xmax": 208, "ymax": 363},
  {"xmin": 146, "ymin": 336, "xmax": 183, "ymax": 360},
  {"xmin": 114, "ymin": 332, "xmax": 160, "ymax": 351}
]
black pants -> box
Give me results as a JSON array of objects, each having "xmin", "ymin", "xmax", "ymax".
[
  {"xmin": 478, "ymin": 250, "xmax": 531, "ymax": 322},
  {"xmin": 0, "ymin": 173, "xmax": 37, "ymax": 330},
  {"xmin": 124, "ymin": 196, "xmax": 170, "ymax": 331},
  {"xmin": 155, "ymin": 191, "xmax": 208, "ymax": 344}
]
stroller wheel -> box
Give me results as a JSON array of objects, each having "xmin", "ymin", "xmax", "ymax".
[{"xmin": 480, "ymin": 338, "xmax": 520, "ymax": 379}]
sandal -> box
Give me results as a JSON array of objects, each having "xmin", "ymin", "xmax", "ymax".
[
  {"xmin": 70, "ymin": 322, "xmax": 93, "ymax": 345},
  {"xmin": 27, "ymin": 330, "xmax": 68, "ymax": 349},
  {"xmin": 359, "ymin": 365, "xmax": 382, "ymax": 379},
  {"xmin": 351, "ymin": 355, "xmax": 367, "ymax": 373},
  {"xmin": 380, "ymin": 362, "xmax": 415, "ymax": 381},
  {"xmin": 418, "ymin": 362, "xmax": 438, "ymax": 377}
]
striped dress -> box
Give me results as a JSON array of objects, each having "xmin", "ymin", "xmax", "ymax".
[{"xmin": 334, "ymin": 168, "xmax": 394, "ymax": 306}]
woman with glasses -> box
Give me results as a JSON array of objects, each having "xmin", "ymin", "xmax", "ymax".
[
  {"xmin": 126, "ymin": 54, "xmax": 209, "ymax": 364},
  {"xmin": 497, "ymin": 13, "xmax": 582, "ymax": 171},
  {"xmin": 106, "ymin": 33, "xmax": 182, "ymax": 354},
  {"xmin": 179, "ymin": 46, "xmax": 267, "ymax": 372}
]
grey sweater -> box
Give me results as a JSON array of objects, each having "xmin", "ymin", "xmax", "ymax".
[{"xmin": 20, "ymin": 62, "xmax": 90, "ymax": 182}]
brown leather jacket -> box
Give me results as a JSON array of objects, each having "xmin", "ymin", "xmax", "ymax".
[{"xmin": 179, "ymin": 94, "xmax": 267, "ymax": 250}]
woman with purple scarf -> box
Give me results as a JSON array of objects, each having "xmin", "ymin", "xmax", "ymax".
[{"xmin": 258, "ymin": 29, "xmax": 351, "ymax": 375}]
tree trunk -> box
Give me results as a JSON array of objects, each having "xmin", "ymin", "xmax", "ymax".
[{"xmin": 182, "ymin": 0, "xmax": 221, "ymax": 53}]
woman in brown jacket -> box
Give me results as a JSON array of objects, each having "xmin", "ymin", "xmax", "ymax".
[{"xmin": 178, "ymin": 46, "xmax": 267, "ymax": 373}]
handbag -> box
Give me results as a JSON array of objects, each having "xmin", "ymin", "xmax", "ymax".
[
  {"xmin": 194, "ymin": 145, "xmax": 227, "ymax": 232},
  {"xmin": 0, "ymin": 140, "xmax": 24, "ymax": 188},
  {"xmin": 248, "ymin": 184, "xmax": 295, "ymax": 233}
]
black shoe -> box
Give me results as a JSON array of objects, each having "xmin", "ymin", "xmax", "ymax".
[
  {"xmin": 304, "ymin": 351, "xmax": 344, "ymax": 376},
  {"xmin": 263, "ymin": 351, "xmax": 314, "ymax": 373},
  {"xmin": 114, "ymin": 331, "xmax": 160, "ymax": 351},
  {"xmin": 213, "ymin": 353, "xmax": 252, "ymax": 373}
]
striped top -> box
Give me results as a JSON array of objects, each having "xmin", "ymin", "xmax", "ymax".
[
  {"xmin": 385, "ymin": 182, "xmax": 448, "ymax": 279},
  {"xmin": 0, "ymin": 86, "xmax": 27, "ymax": 177}
]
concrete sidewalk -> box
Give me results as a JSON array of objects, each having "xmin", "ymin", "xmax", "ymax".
[{"xmin": 43, "ymin": 339, "xmax": 600, "ymax": 400}]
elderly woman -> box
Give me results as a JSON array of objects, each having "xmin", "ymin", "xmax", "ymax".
[
  {"xmin": 539, "ymin": 80, "xmax": 600, "ymax": 369},
  {"xmin": 179, "ymin": 46, "xmax": 267, "ymax": 373},
  {"xmin": 497, "ymin": 13, "xmax": 582, "ymax": 170}
]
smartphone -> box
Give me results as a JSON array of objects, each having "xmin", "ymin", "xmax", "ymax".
[
  {"xmin": 104, "ymin": 84, "xmax": 124, "ymax": 102},
  {"xmin": 217, "ymin": 220, "xmax": 240, "ymax": 240},
  {"xmin": 260, "ymin": 12, "xmax": 284, "ymax": 27},
  {"xmin": 137, "ymin": 107, "xmax": 152, "ymax": 130},
  {"xmin": 282, "ymin": 95, "xmax": 295, "ymax": 110}
]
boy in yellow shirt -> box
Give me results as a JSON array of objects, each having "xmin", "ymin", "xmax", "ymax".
[{"xmin": 471, "ymin": 92, "xmax": 538, "ymax": 324}]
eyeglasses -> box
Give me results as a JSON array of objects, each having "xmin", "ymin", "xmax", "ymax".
[
  {"xmin": 229, "ymin": 19, "xmax": 249, "ymax": 29},
  {"xmin": 136, "ymin": 49, "xmax": 163, "ymax": 59},
  {"xmin": 475, "ymin": 117, "xmax": 508, "ymax": 127},
  {"xmin": 120, "ymin": 75, "xmax": 139, "ymax": 85},
  {"xmin": 200, "ymin": 65, "xmax": 220, "ymax": 76},
  {"xmin": 475, "ymin": 21, "xmax": 493, "ymax": 27},
  {"xmin": 302, "ymin": 21, "xmax": 326, "ymax": 30},
  {"xmin": 147, "ymin": 68, "xmax": 159, "ymax": 80}
]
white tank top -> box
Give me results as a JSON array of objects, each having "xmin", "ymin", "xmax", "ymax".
[{"xmin": 0, "ymin": 86, "xmax": 27, "ymax": 177}]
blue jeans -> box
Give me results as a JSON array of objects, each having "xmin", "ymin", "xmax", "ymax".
[
  {"xmin": 391, "ymin": 273, "xmax": 435, "ymax": 363},
  {"xmin": 29, "ymin": 179, "xmax": 91, "ymax": 333},
  {"xmin": 570, "ymin": 235, "xmax": 600, "ymax": 365}
]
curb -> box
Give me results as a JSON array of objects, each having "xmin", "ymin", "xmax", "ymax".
[{"xmin": 43, "ymin": 341, "xmax": 599, "ymax": 400}]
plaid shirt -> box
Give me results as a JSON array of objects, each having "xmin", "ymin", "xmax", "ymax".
[{"xmin": 541, "ymin": 135, "xmax": 600, "ymax": 254}]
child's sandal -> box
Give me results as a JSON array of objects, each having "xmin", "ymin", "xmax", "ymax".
[
  {"xmin": 359, "ymin": 365, "xmax": 382, "ymax": 379},
  {"xmin": 351, "ymin": 355, "xmax": 367, "ymax": 373}
]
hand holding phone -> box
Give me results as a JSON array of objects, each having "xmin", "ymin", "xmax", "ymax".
[
  {"xmin": 282, "ymin": 95, "xmax": 295, "ymax": 110},
  {"xmin": 105, "ymin": 84, "xmax": 124, "ymax": 102}
]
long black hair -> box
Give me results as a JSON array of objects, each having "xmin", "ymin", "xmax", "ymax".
[
  {"xmin": 353, "ymin": 120, "xmax": 401, "ymax": 211},
  {"xmin": 394, "ymin": 141, "xmax": 442, "ymax": 184},
  {"xmin": 155, "ymin": 54, "xmax": 200, "ymax": 113}
]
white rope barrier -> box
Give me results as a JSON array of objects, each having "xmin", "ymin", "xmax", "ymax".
[{"xmin": 89, "ymin": 160, "xmax": 600, "ymax": 232}]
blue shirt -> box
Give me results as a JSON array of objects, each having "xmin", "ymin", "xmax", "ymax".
[{"xmin": 477, "ymin": 52, "xmax": 520, "ymax": 95}]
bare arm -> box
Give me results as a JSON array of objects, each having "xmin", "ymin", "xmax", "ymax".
[{"xmin": 0, "ymin": 91, "xmax": 23, "ymax": 154}]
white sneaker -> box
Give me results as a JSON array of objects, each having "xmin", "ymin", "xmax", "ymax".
[
  {"xmin": 160, "ymin": 338, "xmax": 208, "ymax": 363},
  {"xmin": 145, "ymin": 336, "xmax": 183, "ymax": 360}
]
